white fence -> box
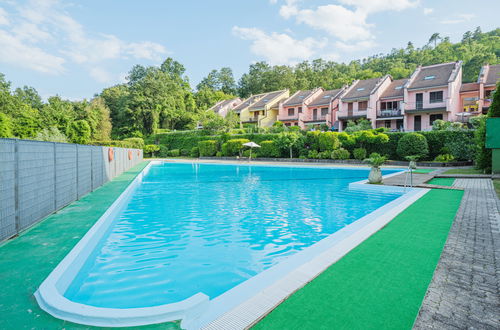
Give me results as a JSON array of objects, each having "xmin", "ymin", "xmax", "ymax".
[{"xmin": 0, "ymin": 138, "xmax": 143, "ymax": 241}]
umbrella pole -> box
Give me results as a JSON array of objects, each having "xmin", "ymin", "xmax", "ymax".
[{"xmin": 249, "ymin": 148, "xmax": 252, "ymax": 162}]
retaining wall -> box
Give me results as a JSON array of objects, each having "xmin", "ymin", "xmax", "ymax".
[{"xmin": 0, "ymin": 138, "xmax": 143, "ymax": 241}]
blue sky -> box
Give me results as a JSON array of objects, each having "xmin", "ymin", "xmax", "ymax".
[{"xmin": 0, "ymin": 0, "xmax": 498, "ymax": 100}]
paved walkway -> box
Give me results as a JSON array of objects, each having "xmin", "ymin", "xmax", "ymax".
[{"xmin": 413, "ymin": 179, "xmax": 500, "ymax": 329}]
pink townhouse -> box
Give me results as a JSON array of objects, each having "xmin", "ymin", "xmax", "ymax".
[
  {"xmin": 375, "ymin": 78, "xmax": 408, "ymax": 131},
  {"xmin": 337, "ymin": 75, "xmax": 392, "ymax": 131},
  {"xmin": 478, "ymin": 64, "xmax": 500, "ymax": 112},
  {"xmin": 208, "ymin": 98, "xmax": 242, "ymax": 117},
  {"xmin": 404, "ymin": 61, "xmax": 462, "ymax": 131},
  {"xmin": 278, "ymin": 88, "xmax": 323, "ymax": 128},
  {"xmin": 305, "ymin": 88, "xmax": 346, "ymax": 130}
]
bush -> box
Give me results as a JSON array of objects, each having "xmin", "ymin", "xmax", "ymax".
[
  {"xmin": 307, "ymin": 150, "xmax": 319, "ymax": 159},
  {"xmin": 332, "ymin": 148, "xmax": 350, "ymax": 160},
  {"xmin": 221, "ymin": 138, "xmax": 250, "ymax": 156},
  {"xmin": 67, "ymin": 120, "xmax": 91, "ymax": 145},
  {"xmin": 446, "ymin": 140, "xmax": 474, "ymax": 161},
  {"xmin": 122, "ymin": 137, "xmax": 145, "ymax": 149},
  {"xmin": 397, "ymin": 133, "xmax": 428, "ymax": 158},
  {"xmin": 35, "ymin": 127, "xmax": 68, "ymax": 143},
  {"xmin": 0, "ymin": 113, "xmax": 12, "ymax": 138},
  {"xmin": 305, "ymin": 131, "xmax": 321, "ymax": 151},
  {"xmin": 353, "ymin": 148, "xmax": 367, "ymax": 160},
  {"xmin": 474, "ymin": 116, "xmax": 491, "ymax": 172},
  {"xmin": 198, "ymin": 140, "xmax": 218, "ymax": 157},
  {"xmin": 336, "ymin": 132, "xmax": 356, "ymax": 149},
  {"xmin": 181, "ymin": 149, "xmax": 189, "ymax": 156},
  {"xmin": 216, "ymin": 151, "xmax": 222, "ymax": 157},
  {"xmin": 144, "ymin": 144, "xmax": 160, "ymax": 157},
  {"xmin": 434, "ymin": 154, "xmax": 455, "ymax": 162},
  {"xmin": 158, "ymin": 145, "xmax": 169, "ymax": 157},
  {"xmin": 190, "ymin": 147, "xmax": 200, "ymax": 157},
  {"xmin": 318, "ymin": 132, "xmax": 340, "ymax": 151},
  {"xmin": 169, "ymin": 149, "xmax": 180, "ymax": 157},
  {"xmin": 259, "ymin": 140, "xmax": 280, "ymax": 158},
  {"xmin": 318, "ymin": 151, "xmax": 331, "ymax": 159}
]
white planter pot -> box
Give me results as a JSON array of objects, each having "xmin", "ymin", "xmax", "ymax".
[
  {"xmin": 409, "ymin": 160, "xmax": 417, "ymax": 169},
  {"xmin": 368, "ymin": 167, "xmax": 382, "ymax": 184}
]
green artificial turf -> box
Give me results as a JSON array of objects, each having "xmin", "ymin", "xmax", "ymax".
[
  {"xmin": 427, "ymin": 177, "xmax": 455, "ymax": 186},
  {"xmin": 411, "ymin": 168, "xmax": 436, "ymax": 174},
  {"xmin": 253, "ymin": 189, "xmax": 463, "ymax": 330},
  {"xmin": 0, "ymin": 161, "xmax": 180, "ymax": 330}
]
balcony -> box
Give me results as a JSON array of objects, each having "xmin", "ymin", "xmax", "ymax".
[
  {"xmin": 337, "ymin": 111, "xmax": 367, "ymax": 120},
  {"xmin": 303, "ymin": 116, "xmax": 328, "ymax": 124},
  {"xmin": 377, "ymin": 109, "xmax": 402, "ymax": 118},
  {"xmin": 278, "ymin": 116, "xmax": 299, "ymax": 122},
  {"xmin": 242, "ymin": 117, "xmax": 259, "ymax": 123}
]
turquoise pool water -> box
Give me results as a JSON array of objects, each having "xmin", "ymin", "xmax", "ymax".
[{"xmin": 65, "ymin": 163, "xmax": 402, "ymax": 308}]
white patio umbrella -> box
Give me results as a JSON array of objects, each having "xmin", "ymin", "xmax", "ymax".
[{"xmin": 243, "ymin": 141, "xmax": 261, "ymax": 161}]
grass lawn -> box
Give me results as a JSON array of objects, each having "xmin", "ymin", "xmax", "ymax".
[
  {"xmin": 442, "ymin": 168, "xmax": 483, "ymax": 175},
  {"xmin": 254, "ymin": 189, "xmax": 463, "ymax": 330}
]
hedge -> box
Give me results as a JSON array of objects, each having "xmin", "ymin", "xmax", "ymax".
[
  {"xmin": 259, "ymin": 140, "xmax": 280, "ymax": 158},
  {"xmin": 221, "ymin": 138, "xmax": 250, "ymax": 156},
  {"xmin": 198, "ymin": 140, "xmax": 218, "ymax": 157}
]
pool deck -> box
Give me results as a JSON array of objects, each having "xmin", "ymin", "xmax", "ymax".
[{"xmin": 0, "ymin": 159, "xmax": 497, "ymax": 329}]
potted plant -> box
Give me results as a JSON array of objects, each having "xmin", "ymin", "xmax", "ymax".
[
  {"xmin": 365, "ymin": 153, "xmax": 387, "ymax": 184},
  {"xmin": 405, "ymin": 155, "xmax": 419, "ymax": 169}
]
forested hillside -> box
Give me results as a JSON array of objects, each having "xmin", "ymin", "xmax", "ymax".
[{"xmin": 0, "ymin": 27, "xmax": 498, "ymax": 142}]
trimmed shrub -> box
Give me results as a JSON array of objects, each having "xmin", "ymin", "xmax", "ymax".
[
  {"xmin": 144, "ymin": 144, "xmax": 160, "ymax": 157},
  {"xmin": 181, "ymin": 149, "xmax": 189, "ymax": 156},
  {"xmin": 307, "ymin": 150, "xmax": 319, "ymax": 159},
  {"xmin": 190, "ymin": 147, "xmax": 199, "ymax": 158},
  {"xmin": 446, "ymin": 140, "xmax": 474, "ymax": 161},
  {"xmin": 318, "ymin": 132, "xmax": 340, "ymax": 151},
  {"xmin": 259, "ymin": 140, "xmax": 280, "ymax": 158},
  {"xmin": 434, "ymin": 154, "xmax": 455, "ymax": 162},
  {"xmin": 169, "ymin": 149, "xmax": 180, "ymax": 157},
  {"xmin": 336, "ymin": 132, "xmax": 356, "ymax": 150},
  {"xmin": 198, "ymin": 140, "xmax": 218, "ymax": 157},
  {"xmin": 397, "ymin": 133, "xmax": 429, "ymax": 158},
  {"xmin": 474, "ymin": 116, "xmax": 491, "ymax": 172},
  {"xmin": 332, "ymin": 148, "xmax": 350, "ymax": 160},
  {"xmin": 305, "ymin": 131, "xmax": 321, "ymax": 151},
  {"xmin": 221, "ymin": 138, "xmax": 250, "ymax": 156},
  {"xmin": 122, "ymin": 137, "xmax": 145, "ymax": 149},
  {"xmin": 215, "ymin": 151, "xmax": 222, "ymax": 157},
  {"xmin": 353, "ymin": 148, "xmax": 367, "ymax": 160},
  {"xmin": 158, "ymin": 145, "xmax": 169, "ymax": 157}
]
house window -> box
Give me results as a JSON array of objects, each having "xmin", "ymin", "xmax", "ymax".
[
  {"xmin": 288, "ymin": 108, "xmax": 294, "ymax": 116},
  {"xmin": 321, "ymin": 108, "xmax": 329, "ymax": 116},
  {"xmin": 381, "ymin": 101, "xmax": 399, "ymax": 110},
  {"xmin": 429, "ymin": 114, "xmax": 443, "ymax": 125},
  {"xmin": 424, "ymin": 75, "xmax": 435, "ymax": 80},
  {"xmin": 348, "ymin": 103, "xmax": 353, "ymax": 111},
  {"xmin": 429, "ymin": 91, "xmax": 443, "ymax": 103},
  {"xmin": 358, "ymin": 101, "xmax": 368, "ymax": 110},
  {"xmin": 396, "ymin": 119, "xmax": 404, "ymax": 130},
  {"xmin": 385, "ymin": 120, "xmax": 391, "ymax": 128},
  {"xmin": 298, "ymin": 107, "xmax": 302, "ymax": 113},
  {"xmin": 485, "ymin": 90, "xmax": 493, "ymax": 99}
]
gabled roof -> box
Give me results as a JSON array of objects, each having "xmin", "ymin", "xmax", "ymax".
[
  {"xmin": 233, "ymin": 94, "xmax": 264, "ymax": 112},
  {"xmin": 407, "ymin": 62, "xmax": 460, "ymax": 90},
  {"xmin": 283, "ymin": 89, "xmax": 318, "ymax": 107},
  {"xmin": 248, "ymin": 90, "xmax": 287, "ymax": 110},
  {"xmin": 209, "ymin": 98, "xmax": 240, "ymax": 112},
  {"xmin": 342, "ymin": 76, "xmax": 388, "ymax": 100},
  {"xmin": 380, "ymin": 79, "xmax": 408, "ymax": 99},
  {"xmin": 308, "ymin": 89, "xmax": 343, "ymax": 107},
  {"xmin": 460, "ymin": 83, "xmax": 480, "ymax": 93},
  {"xmin": 484, "ymin": 64, "xmax": 500, "ymax": 86}
]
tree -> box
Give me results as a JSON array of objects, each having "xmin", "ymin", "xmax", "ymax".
[
  {"xmin": 487, "ymin": 82, "xmax": 500, "ymax": 117},
  {"xmin": 274, "ymin": 131, "xmax": 303, "ymax": 158},
  {"xmin": 0, "ymin": 112, "xmax": 12, "ymax": 138},
  {"xmin": 344, "ymin": 119, "xmax": 373, "ymax": 132},
  {"xmin": 67, "ymin": 120, "xmax": 91, "ymax": 144},
  {"xmin": 35, "ymin": 127, "xmax": 68, "ymax": 143},
  {"xmin": 428, "ymin": 33, "xmax": 441, "ymax": 48}
]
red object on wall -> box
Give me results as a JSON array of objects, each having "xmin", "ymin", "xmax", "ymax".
[
  {"xmin": 108, "ymin": 148, "xmax": 114, "ymax": 161},
  {"xmin": 128, "ymin": 150, "xmax": 132, "ymax": 160}
]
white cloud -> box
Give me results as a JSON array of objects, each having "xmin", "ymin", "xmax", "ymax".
[
  {"xmin": 232, "ymin": 26, "xmax": 326, "ymax": 65},
  {"xmin": 0, "ymin": 0, "xmax": 168, "ymax": 81},
  {"xmin": 335, "ymin": 39, "xmax": 377, "ymax": 52},
  {"xmin": 89, "ymin": 67, "xmax": 114, "ymax": 83},
  {"xmin": 294, "ymin": 5, "xmax": 373, "ymax": 41},
  {"xmin": 0, "ymin": 30, "xmax": 65, "ymax": 73},
  {"xmin": 337, "ymin": 0, "xmax": 419, "ymax": 14},
  {"xmin": 423, "ymin": 7, "xmax": 433, "ymax": 15},
  {"xmin": 0, "ymin": 8, "xmax": 9, "ymax": 25},
  {"xmin": 440, "ymin": 14, "xmax": 475, "ymax": 24}
]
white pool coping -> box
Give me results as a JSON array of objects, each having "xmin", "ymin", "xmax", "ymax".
[{"xmin": 35, "ymin": 161, "xmax": 428, "ymax": 329}]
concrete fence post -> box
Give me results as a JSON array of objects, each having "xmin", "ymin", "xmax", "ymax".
[
  {"xmin": 53, "ymin": 142, "xmax": 57, "ymax": 210},
  {"xmin": 14, "ymin": 139, "xmax": 19, "ymax": 234}
]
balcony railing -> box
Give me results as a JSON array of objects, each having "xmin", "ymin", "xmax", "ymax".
[{"xmin": 378, "ymin": 109, "xmax": 402, "ymax": 118}]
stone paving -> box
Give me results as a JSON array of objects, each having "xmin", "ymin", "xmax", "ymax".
[{"xmin": 413, "ymin": 179, "xmax": 500, "ymax": 329}]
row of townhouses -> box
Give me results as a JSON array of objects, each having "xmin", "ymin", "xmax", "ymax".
[{"xmin": 208, "ymin": 62, "xmax": 500, "ymax": 132}]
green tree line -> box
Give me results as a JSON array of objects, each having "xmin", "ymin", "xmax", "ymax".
[{"xmin": 0, "ymin": 27, "xmax": 498, "ymax": 142}]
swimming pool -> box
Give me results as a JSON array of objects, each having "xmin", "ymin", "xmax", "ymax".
[{"xmin": 36, "ymin": 161, "xmax": 426, "ymax": 329}]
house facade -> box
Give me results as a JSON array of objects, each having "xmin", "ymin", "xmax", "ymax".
[
  {"xmin": 478, "ymin": 64, "xmax": 500, "ymax": 112},
  {"xmin": 208, "ymin": 98, "xmax": 242, "ymax": 117},
  {"xmin": 404, "ymin": 61, "xmax": 462, "ymax": 131},
  {"xmin": 278, "ymin": 88, "xmax": 323, "ymax": 128},
  {"xmin": 337, "ymin": 75, "xmax": 392, "ymax": 131},
  {"xmin": 239, "ymin": 90, "xmax": 289, "ymax": 127},
  {"xmin": 304, "ymin": 88, "xmax": 345, "ymax": 130},
  {"xmin": 375, "ymin": 79, "xmax": 407, "ymax": 130}
]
